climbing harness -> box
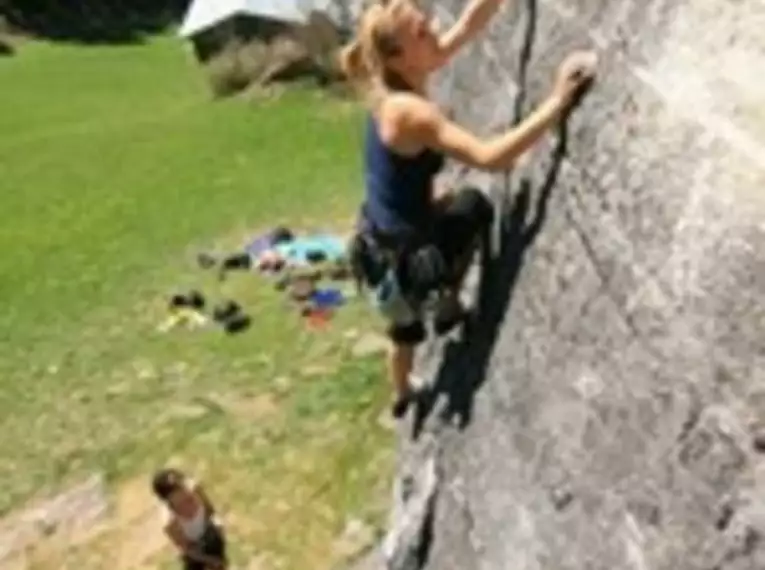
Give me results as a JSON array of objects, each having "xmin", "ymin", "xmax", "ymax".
[{"xmin": 349, "ymin": 221, "xmax": 449, "ymax": 327}]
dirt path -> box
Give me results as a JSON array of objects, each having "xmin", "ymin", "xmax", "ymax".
[{"xmin": 0, "ymin": 474, "xmax": 168, "ymax": 570}]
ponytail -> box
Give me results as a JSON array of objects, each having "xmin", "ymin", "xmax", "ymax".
[
  {"xmin": 338, "ymin": 40, "xmax": 368, "ymax": 83},
  {"xmin": 337, "ymin": 1, "xmax": 401, "ymax": 106}
]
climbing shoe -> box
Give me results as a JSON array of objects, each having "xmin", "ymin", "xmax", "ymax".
[
  {"xmin": 169, "ymin": 289, "xmax": 205, "ymax": 311},
  {"xmin": 221, "ymin": 253, "xmax": 251, "ymax": 271},
  {"xmin": 218, "ymin": 253, "xmax": 252, "ymax": 281},
  {"xmin": 212, "ymin": 300, "xmax": 251, "ymax": 334},
  {"xmin": 391, "ymin": 394, "xmax": 413, "ymax": 419}
]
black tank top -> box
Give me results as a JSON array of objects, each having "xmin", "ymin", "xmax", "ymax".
[{"xmin": 361, "ymin": 114, "xmax": 445, "ymax": 239}]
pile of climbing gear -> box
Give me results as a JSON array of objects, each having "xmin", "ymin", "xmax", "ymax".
[
  {"xmin": 158, "ymin": 289, "xmax": 251, "ymax": 335},
  {"xmin": 159, "ymin": 226, "xmax": 355, "ymax": 335}
]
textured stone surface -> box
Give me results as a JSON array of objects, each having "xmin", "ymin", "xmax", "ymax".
[
  {"xmin": 0, "ymin": 474, "xmax": 108, "ymax": 566},
  {"xmin": 369, "ymin": 1, "xmax": 765, "ymax": 569}
]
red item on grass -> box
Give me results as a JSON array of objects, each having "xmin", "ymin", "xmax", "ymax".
[{"xmin": 305, "ymin": 307, "xmax": 332, "ymax": 329}]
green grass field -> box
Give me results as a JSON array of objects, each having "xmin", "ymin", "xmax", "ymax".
[{"xmin": 0, "ymin": 36, "xmax": 394, "ymax": 570}]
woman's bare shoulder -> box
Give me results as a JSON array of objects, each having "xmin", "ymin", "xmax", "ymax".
[
  {"xmin": 379, "ymin": 92, "xmax": 436, "ymax": 121},
  {"xmin": 378, "ymin": 92, "xmax": 442, "ymax": 147}
]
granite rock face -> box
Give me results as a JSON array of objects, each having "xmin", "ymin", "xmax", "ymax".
[{"xmin": 375, "ymin": 1, "xmax": 765, "ymax": 569}]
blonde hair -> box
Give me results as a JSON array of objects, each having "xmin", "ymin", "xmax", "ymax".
[{"xmin": 337, "ymin": 0, "xmax": 406, "ymax": 107}]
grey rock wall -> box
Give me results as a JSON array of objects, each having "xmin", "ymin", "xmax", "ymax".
[{"xmin": 377, "ymin": 1, "xmax": 765, "ymax": 569}]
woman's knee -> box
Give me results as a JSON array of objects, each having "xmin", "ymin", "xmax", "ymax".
[
  {"xmin": 448, "ymin": 186, "xmax": 494, "ymax": 230},
  {"xmin": 461, "ymin": 187, "xmax": 494, "ymax": 227}
]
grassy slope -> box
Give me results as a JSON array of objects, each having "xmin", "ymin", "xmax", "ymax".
[{"xmin": 0, "ymin": 37, "xmax": 393, "ymax": 570}]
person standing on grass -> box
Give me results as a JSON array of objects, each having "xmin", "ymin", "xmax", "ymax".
[
  {"xmin": 342, "ymin": 0, "xmax": 597, "ymax": 418},
  {"xmin": 151, "ymin": 468, "xmax": 228, "ymax": 570}
]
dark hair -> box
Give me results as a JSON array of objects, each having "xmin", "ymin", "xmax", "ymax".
[{"xmin": 151, "ymin": 468, "xmax": 186, "ymax": 501}]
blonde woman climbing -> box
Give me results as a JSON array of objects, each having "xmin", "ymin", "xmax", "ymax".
[{"xmin": 343, "ymin": 0, "xmax": 597, "ymax": 418}]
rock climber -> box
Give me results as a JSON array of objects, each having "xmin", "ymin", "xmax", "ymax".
[
  {"xmin": 151, "ymin": 467, "xmax": 228, "ymax": 570},
  {"xmin": 342, "ymin": 0, "xmax": 597, "ymax": 419}
]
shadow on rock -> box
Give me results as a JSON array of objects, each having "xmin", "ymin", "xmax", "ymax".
[
  {"xmin": 410, "ymin": 0, "xmax": 551, "ymax": 439},
  {"xmin": 412, "ymin": 123, "xmax": 569, "ymax": 439},
  {"xmin": 410, "ymin": 0, "xmax": 598, "ymax": 439}
]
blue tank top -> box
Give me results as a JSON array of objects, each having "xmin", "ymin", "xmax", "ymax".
[{"xmin": 361, "ymin": 114, "xmax": 445, "ymax": 238}]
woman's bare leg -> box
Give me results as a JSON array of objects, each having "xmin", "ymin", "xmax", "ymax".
[{"xmin": 388, "ymin": 341, "xmax": 415, "ymax": 399}]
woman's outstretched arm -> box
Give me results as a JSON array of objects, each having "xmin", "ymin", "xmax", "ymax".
[
  {"xmin": 402, "ymin": 92, "xmax": 567, "ymax": 170},
  {"xmin": 380, "ymin": 51, "xmax": 597, "ymax": 171},
  {"xmin": 435, "ymin": 0, "xmax": 507, "ymax": 65}
]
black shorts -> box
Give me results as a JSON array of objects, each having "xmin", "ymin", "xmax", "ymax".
[
  {"xmin": 182, "ymin": 523, "xmax": 227, "ymax": 570},
  {"xmin": 387, "ymin": 187, "xmax": 493, "ymax": 345},
  {"xmin": 431, "ymin": 186, "xmax": 494, "ymax": 270}
]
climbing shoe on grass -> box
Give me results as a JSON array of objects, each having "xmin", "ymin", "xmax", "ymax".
[
  {"xmin": 212, "ymin": 300, "xmax": 251, "ymax": 334},
  {"xmin": 169, "ymin": 289, "xmax": 205, "ymax": 311},
  {"xmin": 217, "ymin": 252, "xmax": 252, "ymax": 281},
  {"xmin": 222, "ymin": 253, "xmax": 251, "ymax": 271}
]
